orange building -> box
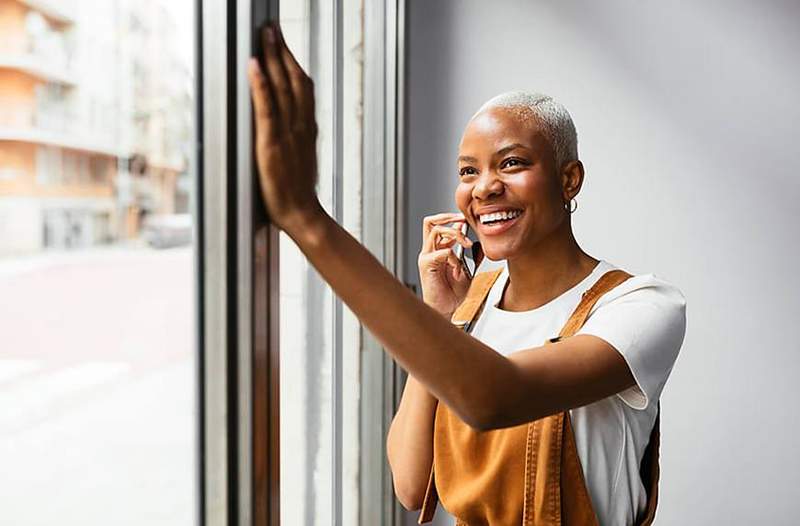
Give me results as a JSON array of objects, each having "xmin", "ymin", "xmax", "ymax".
[
  {"xmin": 0, "ymin": 0, "xmax": 189, "ymax": 257},
  {"xmin": 0, "ymin": 0, "xmax": 121, "ymax": 255}
]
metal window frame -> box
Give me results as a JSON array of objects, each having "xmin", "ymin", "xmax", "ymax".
[
  {"xmin": 331, "ymin": 2, "xmax": 345, "ymax": 523},
  {"xmin": 199, "ymin": 0, "xmax": 407, "ymax": 523},
  {"xmin": 360, "ymin": 0, "xmax": 408, "ymax": 524},
  {"xmin": 198, "ymin": 0, "xmax": 233, "ymax": 524},
  {"xmin": 199, "ymin": 1, "xmax": 280, "ymax": 525}
]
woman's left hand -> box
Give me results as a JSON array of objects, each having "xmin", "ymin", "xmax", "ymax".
[{"xmin": 247, "ymin": 22, "xmax": 322, "ymax": 234}]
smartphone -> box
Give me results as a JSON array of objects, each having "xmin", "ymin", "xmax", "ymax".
[{"xmin": 454, "ymin": 222, "xmax": 480, "ymax": 279}]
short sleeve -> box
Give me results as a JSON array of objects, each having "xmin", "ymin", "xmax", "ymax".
[{"xmin": 575, "ymin": 274, "xmax": 687, "ymax": 410}]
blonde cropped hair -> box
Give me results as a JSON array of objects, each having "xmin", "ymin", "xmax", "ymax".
[{"xmin": 471, "ymin": 91, "xmax": 579, "ymax": 168}]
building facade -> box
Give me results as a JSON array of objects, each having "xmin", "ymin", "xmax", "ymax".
[{"xmin": 0, "ymin": 0, "xmax": 192, "ymax": 257}]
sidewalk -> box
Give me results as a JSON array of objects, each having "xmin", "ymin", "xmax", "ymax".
[
  {"xmin": 0, "ymin": 242, "xmax": 197, "ymax": 525},
  {"xmin": 0, "ymin": 239, "xmax": 170, "ymax": 278}
]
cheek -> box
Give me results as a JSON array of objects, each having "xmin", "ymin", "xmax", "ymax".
[
  {"xmin": 513, "ymin": 172, "xmax": 560, "ymax": 207},
  {"xmin": 454, "ymin": 183, "xmax": 471, "ymax": 211}
]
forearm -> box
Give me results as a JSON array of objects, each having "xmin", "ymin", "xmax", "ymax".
[
  {"xmin": 285, "ymin": 206, "xmax": 515, "ymax": 427},
  {"xmin": 386, "ymin": 375, "xmax": 438, "ymax": 508}
]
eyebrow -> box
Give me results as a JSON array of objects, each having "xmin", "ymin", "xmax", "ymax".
[{"xmin": 457, "ymin": 143, "xmax": 530, "ymax": 163}]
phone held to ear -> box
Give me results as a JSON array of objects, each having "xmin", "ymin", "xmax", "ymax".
[{"xmin": 454, "ymin": 222, "xmax": 479, "ymax": 280}]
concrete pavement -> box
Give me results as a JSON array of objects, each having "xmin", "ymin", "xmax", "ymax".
[{"xmin": 0, "ymin": 245, "xmax": 197, "ymax": 525}]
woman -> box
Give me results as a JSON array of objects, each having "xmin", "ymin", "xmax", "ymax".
[{"xmin": 248, "ymin": 22, "xmax": 686, "ymax": 526}]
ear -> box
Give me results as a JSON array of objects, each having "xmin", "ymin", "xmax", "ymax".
[{"xmin": 561, "ymin": 160, "xmax": 585, "ymax": 201}]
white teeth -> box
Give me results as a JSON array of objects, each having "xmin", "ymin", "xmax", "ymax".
[{"xmin": 479, "ymin": 210, "xmax": 521, "ymax": 224}]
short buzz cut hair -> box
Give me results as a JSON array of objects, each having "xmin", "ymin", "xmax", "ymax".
[{"xmin": 470, "ymin": 90, "xmax": 579, "ymax": 169}]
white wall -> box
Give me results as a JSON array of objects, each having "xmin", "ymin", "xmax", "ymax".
[
  {"xmin": 402, "ymin": 1, "xmax": 800, "ymax": 524},
  {"xmin": 0, "ymin": 199, "xmax": 43, "ymax": 256}
]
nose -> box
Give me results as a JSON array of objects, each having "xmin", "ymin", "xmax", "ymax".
[{"xmin": 472, "ymin": 170, "xmax": 504, "ymax": 201}]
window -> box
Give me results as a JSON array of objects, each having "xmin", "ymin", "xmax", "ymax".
[
  {"xmin": 2, "ymin": 0, "xmax": 406, "ymax": 523},
  {"xmin": 0, "ymin": 0, "xmax": 198, "ymax": 524}
]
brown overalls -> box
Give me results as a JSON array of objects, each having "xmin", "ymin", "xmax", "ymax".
[{"xmin": 417, "ymin": 268, "xmax": 661, "ymax": 526}]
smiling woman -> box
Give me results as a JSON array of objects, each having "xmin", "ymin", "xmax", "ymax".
[
  {"xmin": 248, "ymin": 22, "xmax": 685, "ymax": 526},
  {"xmin": 387, "ymin": 91, "xmax": 686, "ymax": 526}
]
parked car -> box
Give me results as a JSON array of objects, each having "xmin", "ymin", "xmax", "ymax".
[{"xmin": 141, "ymin": 213, "xmax": 193, "ymax": 248}]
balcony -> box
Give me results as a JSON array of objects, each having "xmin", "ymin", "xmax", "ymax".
[
  {"xmin": 0, "ymin": 52, "xmax": 76, "ymax": 86},
  {"xmin": 16, "ymin": 0, "xmax": 76, "ymax": 26},
  {"xmin": 0, "ymin": 125, "xmax": 123, "ymax": 158},
  {"xmin": 0, "ymin": 94, "xmax": 125, "ymax": 157},
  {"xmin": 0, "ymin": 6, "xmax": 75, "ymax": 85}
]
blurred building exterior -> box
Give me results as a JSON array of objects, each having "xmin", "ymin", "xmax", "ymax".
[{"xmin": 0, "ymin": 0, "xmax": 192, "ymax": 256}]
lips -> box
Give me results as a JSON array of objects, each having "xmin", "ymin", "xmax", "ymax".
[
  {"xmin": 475, "ymin": 210, "xmax": 524, "ymax": 236},
  {"xmin": 478, "ymin": 209, "xmax": 522, "ymax": 224}
]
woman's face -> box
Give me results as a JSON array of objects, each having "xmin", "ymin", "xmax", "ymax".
[{"xmin": 455, "ymin": 107, "xmax": 569, "ymax": 262}]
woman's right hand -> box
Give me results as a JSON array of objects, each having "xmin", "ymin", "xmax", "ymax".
[{"xmin": 417, "ymin": 212, "xmax": 474, "ymax": 316}]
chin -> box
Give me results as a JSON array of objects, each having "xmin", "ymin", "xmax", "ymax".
[{"xmin": 479, "ymin": 242, "xmax": 516, "ymax": 262}]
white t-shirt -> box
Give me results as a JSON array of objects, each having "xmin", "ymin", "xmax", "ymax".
[{"xmin": 442, "ymin": 259, "xmax": 687, "ymax": 526}]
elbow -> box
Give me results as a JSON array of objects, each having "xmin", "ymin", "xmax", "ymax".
[
  {"xmin": 463, "ymin": 411, "xmax": 503, "ymax": 432},
  {"xmin": 450, "ymin": 377, "xmax": 514, "ymax": 431},
  {"xmin": 387, "ymin": 438, "xmax": 428, "ymax": 511},
  {"xmin": 454, "ymin": 397, "xmax": 506, "ymax": 432},
  {"xmin": 462, "ymin": 407, "xmax": 534, "ymax": 432},
  {"xmin": 457, "ymin": 386, "xmax": 545, "ymax": 432},
  {"xmin": 450, "ymin": 359, "xmax": 531, "ymax": 431},
  {"xmin": 393, "ymin": 481, "xmax": 425, "ymax": 511}
]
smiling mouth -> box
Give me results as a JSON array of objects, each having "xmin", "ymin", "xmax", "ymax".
[
  {"xmin": 478, "ymin": 209, "xmax": 523, "ymax": 225},
  {"xmin": 476, "ymin": 209, "xmax": 524, "ymax": 235}
]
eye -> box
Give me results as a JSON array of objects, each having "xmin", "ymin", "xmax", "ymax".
[
  {"xmin": 459, "ymin": 166, "xmax": 478, "ymax": 177},
  {"xmin": 501, "ymin": 157, "xmax": 526, "ymax": 169}
]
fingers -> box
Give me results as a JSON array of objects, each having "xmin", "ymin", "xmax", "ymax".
[
  {"xmin": 274, "ymin": 24, "xmax": 316, "ymax": 133},
  {"xmin": 247, "ymin": 59, "xmax": 277, "ymax": 143},
  {"xmin": 428, "ymin": 248, "xmax": 468, "ymax": 282},
  {"xmin": 423, "ymin": 224, "xmax": 473, "ymax": 253},
  {"xmin": 260, "ymin": 22, "xmax": 295, "ymax": 131},
  {"xmin": 422, "ymin": 212, "xmax": 465, "ymax": 247}
]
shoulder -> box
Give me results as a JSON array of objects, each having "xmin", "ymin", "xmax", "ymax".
[
  {"xmin": 586, "ymin": 265, "xmax": 688, "ymax": 352},
  {"xmin": 578, "ymin": 263, "xmax": 688, "ymax": 409},
  {"xmin": 594, "ymin": 264, "xmax": 687, "ymax": 316}
]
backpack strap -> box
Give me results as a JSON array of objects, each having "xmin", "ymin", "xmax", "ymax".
[{"xmin": 418, "ymin": 268, "xmax": 503, "ymax": 523}]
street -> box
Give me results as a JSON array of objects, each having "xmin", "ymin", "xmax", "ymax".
[{"xmin": 0, "ymin": 245, "xmax": 197, "ymax": 525}]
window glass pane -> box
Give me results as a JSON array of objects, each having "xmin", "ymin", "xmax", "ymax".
[
  {"xmin": 277, "ymin": 1, "xmax": 364, "ymax": 523},
  {"xmin": 277, "ymin": 1, "xmax": 335, "ymax": 524},
  {"xmin": 0, "ymin": 0, "xmax": 197, "ymax": 524}
]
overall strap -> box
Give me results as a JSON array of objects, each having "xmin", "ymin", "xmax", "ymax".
[
  {"xmin": 532, "ymin": 268, "xmax": 662, "ymax": 526},
  {"xmin": 450, "ymin": 268, "xmax": 504, "ymax": 330},
  {"xmin": 521, "ymin": 269, "xmax": 634, "ymax": 526},
  {"xmin": 556, "ymin": 269, "xmax": 633, "ymax": 339},
  {"xmin": 550, "ymin": 269, "xmax": 663, "ymax": 526},
  {"xmin": 418, "ymin": 268, "xmax": 503, "ymax": 524}
]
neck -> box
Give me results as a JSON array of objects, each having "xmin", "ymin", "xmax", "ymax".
[{"xmin": 500, "ymin": 220, "xmax": 599, "ymax": 312}]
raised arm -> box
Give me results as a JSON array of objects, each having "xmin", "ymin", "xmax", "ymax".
[{"xmin": 246, "ymin": 22, "xmax": 637, "ymax": 431}]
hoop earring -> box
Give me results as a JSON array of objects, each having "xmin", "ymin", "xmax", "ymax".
[{"xmin": 564, "ymin": 198, "xmax": 578, "ymax": 213}]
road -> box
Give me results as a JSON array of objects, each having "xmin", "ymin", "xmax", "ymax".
[{"xmin": 0, "ymin": 245, "xmax": 197, "ymax": 526}]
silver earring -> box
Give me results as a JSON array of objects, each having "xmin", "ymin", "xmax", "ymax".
[{"xmin": 564, "ymin": 198, "xmax": 578, "ymax": 213}]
